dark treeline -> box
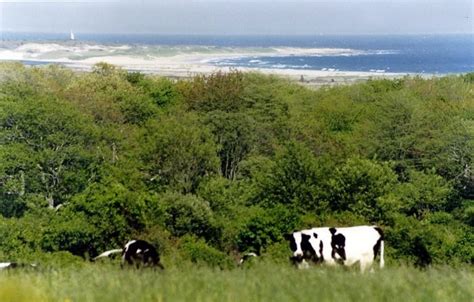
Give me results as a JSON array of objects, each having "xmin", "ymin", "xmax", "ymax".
[{"xmin": 0, "ymin": 62, "xmax": 472, "ymax": 267}]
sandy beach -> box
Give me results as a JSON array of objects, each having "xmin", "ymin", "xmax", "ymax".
[{"xmin": 0, "ymin": 41, "xmax": 406, "ymax": 86}]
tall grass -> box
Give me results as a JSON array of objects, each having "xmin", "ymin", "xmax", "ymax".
[{"xmin": 0, "ymin": 263, "xmax": 472, "ymax": 302}]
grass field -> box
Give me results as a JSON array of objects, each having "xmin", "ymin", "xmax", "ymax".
[{"xmin": 0, "ymin": 263, "xmax": 472, "ymax": 302}]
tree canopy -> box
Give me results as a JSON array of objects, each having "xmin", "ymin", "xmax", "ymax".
[{"xmin": 0, "ymin": 62, "xmax": 472, "ymax": 267}]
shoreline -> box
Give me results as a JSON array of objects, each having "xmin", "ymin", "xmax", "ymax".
[
  {"xmin": 0, "ymin": 41, "xmax": 439, "ymax": 86},
  {"xmin": 0, "ymin": 57, "xmax": 431, "ymax": 88}
]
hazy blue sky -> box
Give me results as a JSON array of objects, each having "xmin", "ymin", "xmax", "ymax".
[{"xmin": 0, "ymin": 0, "xmax": 472, "ymax": 35}]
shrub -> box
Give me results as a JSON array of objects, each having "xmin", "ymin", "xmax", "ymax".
[
  {"xmin": 235, "ymin": 205, "xmax": 299, "ymax": 254},
  {"xmin": 256, "ymin": 142, "xmax": 325, "ymax": 212},
  {"xmin": 66, "ymin": 181, "xmax": 148, "ymax": 251},
  {"xmin": 40, "ymin": 212, "xmax": 97, "ymax": 257},
  {"xmin": 141, "ymin": 113, "xmax": 220, "ymax": 193},
  {"xmin": 326, "ymin": 157, "xmax": 398, "ymax": 220},
  {"xmin": 160, "ymin": 192, "xmax": 217, "ymax": 240},
  {"xmin": 179, "ymin": 235, "xmax": 234, "ymax": 269}
]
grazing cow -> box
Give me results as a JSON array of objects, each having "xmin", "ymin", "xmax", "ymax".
[
  {"xmin": 238, "ymin": 252, "xmax": 258, "ymax": 266},
  {"xmin": 285, "ymin": 225, "xmax": 384, "ymax": 272},
  {"xmin": 94, "ymin": 239, "xmax": 164, "ymax": 269},
  {"xmin": 0, "ymin": 262, "xmax": 37, "ymax": 270}
]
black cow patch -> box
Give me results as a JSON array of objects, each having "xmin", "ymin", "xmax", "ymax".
[
  {"xmin": 330, "ymin": 228, "xmax": 346, "ymax": 263},
  {"xmin": 284, "ymin": 233, "xmax": 297, "ymax": 252},
  {"xmin": 301, "ymin": 233, "xmax": 317, "ymax": 262},
  {"xmin": 373, "ymin": 227, "xmax": 384, "ymax": 260},
  {"xmin": 319, "ymin": 240, "xmax": 324, "ymax": 263}
]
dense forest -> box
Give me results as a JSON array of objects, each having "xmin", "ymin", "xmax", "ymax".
[{"xmin": 0, "ymin": 62, "xmax": 472, "ymax": 268}]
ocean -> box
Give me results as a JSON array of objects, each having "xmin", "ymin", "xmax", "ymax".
[{"xmin": 0, "ymin": 32, "xmax": 472, "ymax": 74}]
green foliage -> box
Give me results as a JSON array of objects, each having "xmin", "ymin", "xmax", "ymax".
[
  {"xmin": 179, "ymin": 235, "xmax": 233, "ymax": 269},
  {"xmin": 204, "ymin": 111, "xmax": 257, "ymax": 179},
  {"xmin": 182, "ymin": 70, "xmax": 289, "ymax": 179},
  {"xmin": 0, "ymin": 214, "xmax": 44, "ymax": 259},
  {"xmin": 386, "ymin": 213, "xmax": 473, "ymax": 266},
  {"xmin": 140, "ymin": 113, "xmax": 220, "ymax": 193},
  {"xmin": 256, "ymin": 142, "xmax": 329, "ymax": 212},
  {"xmin": 181, "ymin": 70, "xmax": 246, "ymax": 113},
  {"xmin": 159, "ymin": 192, "xmax": 216, "ymax": 239},
  {"xmin": 0, "ymin": 96, "xmax": 102, "ymax": 210},
  {"xmin": 326, "ymin": 157, "xmax": 398, "ymax": 220},
  {"xmin": 196, "ymin": 176, "xmax": 244, "ymax": 214},
  {"xmin": 125, "ymin": 71, "xmax": 146, "ymax": 85},
  {"xmin": 462, "ymin": 72, "xmax": 474, "ymax": 83},
  {"xmin": 462, "ymin": 202, "xmax": 474, "ymax": 227},
  {"xmin": 66, "ymin": 181, "xmax": 149, "ymax": 252},
  {"xmin": 127, "ymin": 72, "xmax": 179, "ymax": 108},
  {"xmin": 0, "ymin": 63, "xmax": 472, "ymax": 267},
  {"xmin": 144, "ymin": 77, "xmax": 179, "ymax": 107},
  {"xmin": 391, "ymin": 170, "xmax": 453, "ymax": 219},
  {"xmin": 236, "ymin": 205, "xmax": 300, "ymax": 254},
  {"xmin": 92, "ymin": 62, "xmax": 123, "ymax": 77},
  {"xmin": 40, "ymin": 212, "xmax": 97, "ymax": 256}
]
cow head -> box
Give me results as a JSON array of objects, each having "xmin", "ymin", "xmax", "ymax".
[
  {"xmin": 284, "ymin": 231, "xmax": 304, "ymax": 261},
  {"xmin": 285, "ymin": 230, "xmax": 322, "ymax": 267}
]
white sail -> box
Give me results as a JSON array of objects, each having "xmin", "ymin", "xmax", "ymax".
[{"xmin": 70, "ymin": 30, "xmax": 75, "ymax": 40}]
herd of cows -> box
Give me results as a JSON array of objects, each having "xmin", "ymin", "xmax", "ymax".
[{"xmin": 0, "ymin": 225, "xmax": 384, "ymax": 272}]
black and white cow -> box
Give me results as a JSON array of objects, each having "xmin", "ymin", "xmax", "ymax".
[
  {"xmin": 238, "ymin": 252, "xmax": 258, "ymax": 266},
  {"xmin": 0, "ymin": 262, "xmax": 37, "ymax": 270},
  {"xmin": 94, "ymin": 239, "xmax": 164, "ymax": 269},
  {"xmin": 285, "ymin": 225, "xmax": 384, "ymax": 272}
]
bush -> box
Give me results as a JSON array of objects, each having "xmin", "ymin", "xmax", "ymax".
[
  {"xmin": 141, "ymin": 113, "xmax": 220, "ymax": 193},
  {"xmin": 179, "ymin": 235, "xmax": 234, "ymax": 269},
  {"xmin": 0, "ymin": 214, "xmax": 44, "ymax": 259},
  {"xmin": 236, "ymin": 205, "xmax": 299, "ymax": 254},
  {"xmin": 159, "ymin": 192, "xmax": 217, "ymax": 240},
  {"xmin": 40, "ymin": 212, "xmax": 97, "ymax": 257},
  {"xmin": 326, "ymin": 157, "xmax": 397, "ymax": 220},
  {"xmin": 255, "ymin": 142, "xmax": 325, "ymax": 212},
  {"xmin": 66, "ymin": 181, "xmax": 148, "ymax": 251},
  {"xmin": 390, "ymin": 170, "xmax": 453, "ymax": 220}
]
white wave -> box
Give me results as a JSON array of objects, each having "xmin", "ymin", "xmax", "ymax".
[
  {"xmin": 0, "ymin": 41, "xmax": 404, "ymax": 76},
  {"xmin": 247, "ymin": 59, "xmax": 268, "ymax": 65},
  {"xmin": 0, "ymin": 41, "xmax": 399, "ymax": 66},
  {"xmin": 271, "ymin": 64, "xmax": 288, "ymax": 69}
]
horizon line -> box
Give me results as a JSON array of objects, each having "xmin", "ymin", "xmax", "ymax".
[{"xmin": 1, "ymin": 30, "xmax": 473, "ymax": 36}]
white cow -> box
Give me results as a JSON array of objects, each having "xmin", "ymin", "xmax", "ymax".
[{"xmin": 285, "ymin": 225, "xmax": 384, "ymax": 272}]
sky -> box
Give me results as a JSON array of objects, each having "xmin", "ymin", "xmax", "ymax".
[{"xmin": 0, "ymin": 0, "xmax": 472, "ymax": 35}]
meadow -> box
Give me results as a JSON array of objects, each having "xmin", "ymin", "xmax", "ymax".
[{"xmin": 0, "ymin": 263, "xmax": 472, "ymax": 302}]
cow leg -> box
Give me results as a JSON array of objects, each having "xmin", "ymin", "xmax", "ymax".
[
  {"xmin": 359, "ymin": 257, "xmax": 372, "ymax": 273},
  {"xmin": 297, "ymin": 259, "xmax": 310, "ymax": 269},
  {"xmin": 122, "ymin": 254, "xmax": 134, "ymax": 268}
]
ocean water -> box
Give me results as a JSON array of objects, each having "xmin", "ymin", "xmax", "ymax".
[{"xmin": 1, "ymin": 32, "xmax": 472, "ymax": 74}]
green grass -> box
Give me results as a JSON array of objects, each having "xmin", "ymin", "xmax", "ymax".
[{"xmin": 0, "ymin": 264, "xmax": 472, "ymax": 302}]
